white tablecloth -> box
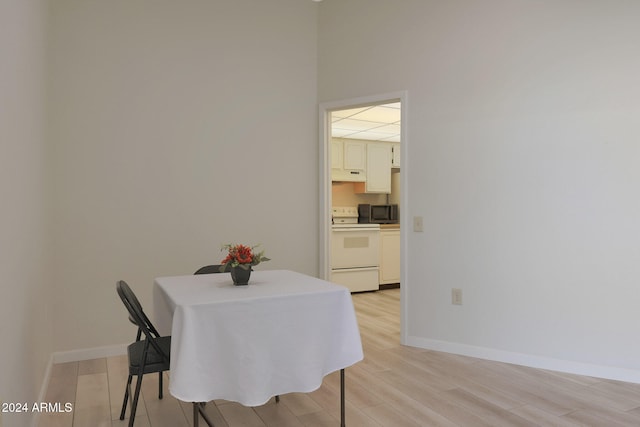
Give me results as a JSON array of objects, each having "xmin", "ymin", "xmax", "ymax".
[{"xmin": 153, "ymin": 269, "xmax": 363, "ymax": 406}]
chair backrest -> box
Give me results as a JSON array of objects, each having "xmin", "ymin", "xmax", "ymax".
[
  {"xmin": 194, "ymin": 264, "xmax": 230, "ymax": 274},
  {"xmin": 117, "ymin": 280, "xmax": 168, "ymax": 360}
]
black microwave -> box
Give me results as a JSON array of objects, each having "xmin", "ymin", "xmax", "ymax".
[{"xmin": 358, "ymin": 204, "xmax": 399, "ymax": 224}]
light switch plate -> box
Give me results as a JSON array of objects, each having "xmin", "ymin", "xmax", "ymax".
[
  {"xmin": 413, "ymin": 216, "xmax": 424, "ymax": 232},
  {"xmin": 452, "ymin": 288, "xmax": 463, "ymax": 305}
]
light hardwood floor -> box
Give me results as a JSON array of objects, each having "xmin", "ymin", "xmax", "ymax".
[{"xmin": 40, "ymin": 289, "xmax": 640, "ymax": 426}]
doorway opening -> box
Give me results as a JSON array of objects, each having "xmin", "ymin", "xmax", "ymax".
[{"xmin": 319, "ymin": 91, "xmax": 408, "ymax": 343}]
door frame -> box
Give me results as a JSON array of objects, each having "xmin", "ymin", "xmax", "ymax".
[{"xmin": 318, "ymin": 90, "xmax": 408, "ymax": 343}]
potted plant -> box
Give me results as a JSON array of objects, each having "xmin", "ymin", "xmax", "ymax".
[{"xmin": 220, "ymin": 243, "xmax": 270, "ymax": 285}]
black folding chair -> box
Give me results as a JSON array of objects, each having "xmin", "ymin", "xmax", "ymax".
[
  {"xmin": 125, "ymin": 302, "xmax": 164, "ymax": 404},
  {"xmin": 117, "ymin": 280, "xmax": 172, "ymax": 427},
  {"xmin": 193, "ymin": 264, "xmax": 230, "ymax": 274}
]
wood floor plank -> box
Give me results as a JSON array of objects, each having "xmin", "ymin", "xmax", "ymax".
[
  {"xmin": 562, "ymin": 408, "xmax": 627, "ymax": 427},
  {"xmin": 78, "ymin": 358, "xmax": 107, "ymax": 375},
  {"xmin": 359, "ymin": 403, "xmax": 422, "ymax": 427},
  {"xmin": 441, "ymin": 388, "xmax": 537, "ymax": 427},
  {"xmin": 178, "ymin": 400, "xmax": 229, "ymax": 427},
  {"xmin": 216, "ymin": 402, "xmax": 266, "ymax": 427},
  {"xmin": 461, "ymin": 360, "xmax": 578, "ymax": 416},
  {"xmin": 573, "ymin": 406, "xmax": 640, "ymax": 426},
  {"xmin": 346, "ymin": 363, "xmax": 457, "ymax": 426},
  {"xmin": 588, "ymin": 380, "xmax": 640, "ymax": 410},
  {"xmin": 111, "ymin": 413, "xmax": 151, "ymax": 427},
  {"xmin": 509, "ymin": 404, "xmax": 583, "ymax": 427},
  {"xmin": 296, "ymin": 411, "xmax": 336, "ymax": 427},
  {"xmin": 253, "ymin": 400, "xmax": 304, "ymax": 427},
  {"xmin": 279, "ymin": 393, "xmax": 322, "ymax": 417},
  {"xmin": 139, "ymin": 372, "xmax": 188, "ymax": 427},
  {"xmin": 73, "ymin": 373, "xmax": 111, "ymax": 427}
]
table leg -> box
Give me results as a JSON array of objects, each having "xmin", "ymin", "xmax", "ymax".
[
  {"xmin": 341, "ymin": 368, "xmax": 345, "ymax": 427},
  {"xmin": 193, "ymin": 402, "xmax": 215, "ymax": 427}
]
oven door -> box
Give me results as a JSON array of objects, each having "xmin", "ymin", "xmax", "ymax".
[{"xmin": 331, "ymin": 225, "xmax": 380, "ymax": 269}]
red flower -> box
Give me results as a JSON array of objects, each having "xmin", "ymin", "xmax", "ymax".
[
  {"xmin": 220, "ymin": 243, "xmax": 269, "ymax": 269},
  {"xmin": 235, "ymin": 246, "xmax": 253, "ymax": 264}
]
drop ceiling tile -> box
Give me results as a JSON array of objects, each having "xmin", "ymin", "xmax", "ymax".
[
  {"xmin": 331, "ymin": 128, "xmax": 355, "ymax": 138},
  {"xmin": 331, "ymin": 107, "xmax": 370, "ymax": 120},
  {"xmin": 331, "ymin": 102, "xmax": 401, "ymax": 142},
  {"xmin": 333, "ymin": 118, "xmax": 383, "ymax": 132},
  {"xmin": 371, "ymin": 124, "xmax": 401, "ymax": 134},
  {"xmin": 350, "ymin": 106, "xmax": 400, "ymax": 124}
]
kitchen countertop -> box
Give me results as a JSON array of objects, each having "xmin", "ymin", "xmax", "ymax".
[{"xmin": 380, "ymin": 223, "xmax": 400, "ymax": 230}]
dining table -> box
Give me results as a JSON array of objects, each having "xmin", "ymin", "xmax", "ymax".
[{"xmin": 153, "ymin": 269, "xmax": 364, "ymax": 426}]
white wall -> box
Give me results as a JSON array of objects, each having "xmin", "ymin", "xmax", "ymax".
[
  {"xmin": 48, "ymin": 0, "xmax": 319, "ymax": 352},
  {"xmin": 319, "ymin": 0, "xmax": 640, "ymax": 379},
  {"xmin": 0, "ymin": 0, "xmax": 52, "ymax": 426}
]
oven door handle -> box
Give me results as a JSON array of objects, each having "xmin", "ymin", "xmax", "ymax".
[{"xmin": 332, "ymin": 228, "xmax": 379, "ymax": 232}]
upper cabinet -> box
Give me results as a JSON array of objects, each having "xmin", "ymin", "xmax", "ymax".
[
  {"xmin": 331, "ymin": 140, "xmax": 343, "ymax": 170},
  {"xmin": 331, "ymin": 140, "xmax": 366, "ymax": 182},
  {"xmin": 354, "ymin": 142, "xmax": 392, "ymax": 193},
  {"xmin": 343, "ymin": 141, "xmax": 366, "ymax": 171},
  {"xmin": 332, "ymin": 139, "xmax": 398, "ymax": 192}
]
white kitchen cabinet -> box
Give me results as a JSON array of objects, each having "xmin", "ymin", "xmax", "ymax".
[
  {"xmin": 355, "ymin": 142, "xmax": 391, "ymax": 193},
  {"xmin": 331, "ymin": 140, "xmax": 366, "ymax": 182},
  {"xmin": 379, "ymin": 228, "xmax": 400, "ymax": 285},
  {"xmin": 392, "ymin": 143, "xmax": 401, "ymax": 168},
  {"xmin": 331, "ymin": 140, "xmax": 343, "ymax": 170},
  {"xmin": 343, "ymin": 141, "xmax": 366, "ymax": 171}
]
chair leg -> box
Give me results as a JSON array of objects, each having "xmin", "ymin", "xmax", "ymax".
[
  {"xmin": 340, "ymin": 369, "xmax": 345, "ymax": 427},
  {"xmin": 128, "ymin": 374, "xmax": 144, "ymax": 427},
  {"xmin": 158, "ymin": 372, "xmax": 163, "ymax": 399},
  {"xmin": 193, "ymin": 403, "xmax": 199, "ymax": 427},
  {"xmin": 119, "ymin": 374, "xmax": 133, "ymax": 420}
]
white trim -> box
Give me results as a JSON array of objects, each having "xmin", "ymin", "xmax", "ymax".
[
  {"xmin": 52, "ymin": 343, "xmax": 127, "ymax": 364},
  {"xmin": 318, "ymin": 104, "xmax": 331, "ymax": 280},
  {"xmin": 406, "ymin": 335, "xmax": 640, "ymax": 384},
  {"xmin": 319, "ymin": 90, "xmax": 409, "ymax": 341},
  {"xmin": 398, "ymin": 92, "xmax": 409, "ymax": 347},
  {"xmin": 31, "ymin": 355, "xmax": 54, "ymax": 427}
]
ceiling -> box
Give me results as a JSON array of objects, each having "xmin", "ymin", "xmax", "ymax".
[{"xmin": 331, "ymin": 102, "xmax": 401, "ymax": 143}]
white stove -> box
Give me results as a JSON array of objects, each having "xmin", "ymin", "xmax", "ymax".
[{"xmin": 330, "ymin": 207, "xmax": 380, "ymax": 292}]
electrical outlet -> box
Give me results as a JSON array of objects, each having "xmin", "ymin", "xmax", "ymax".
[
  {"xmin": 413, "ymin": 216, "xmax": 424, "ymax": 232},
  {"xmin": 452, "ymin": 288, "xmax": 462, "ymax": 305}
]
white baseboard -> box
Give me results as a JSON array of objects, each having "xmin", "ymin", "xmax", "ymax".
[
  {"xmin": 405, "ymin": 335, "xmax": 640, "ymax": 384},
  {"xmin": 52, "ymin": 343, "xmax": 128, "ymax": 364}
]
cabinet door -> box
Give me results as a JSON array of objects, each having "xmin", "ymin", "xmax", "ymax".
[
  {"xmin": 343, "ymin": 141, "xmax": 366, "ymax": 171},
  {"xmin": 331, "ymin": 140, "xmax": 343, "ymax": 170},
  {"xmin": 365, "ymin": 142, "xmax": 391, "ymax": 193},
  {"xmin": 379, "ymin": 230, "xmax": 401, "ymax": 284},
  {"xmin": 392, "ymin": 143, "xmax": 401, "ymax": 167}
]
